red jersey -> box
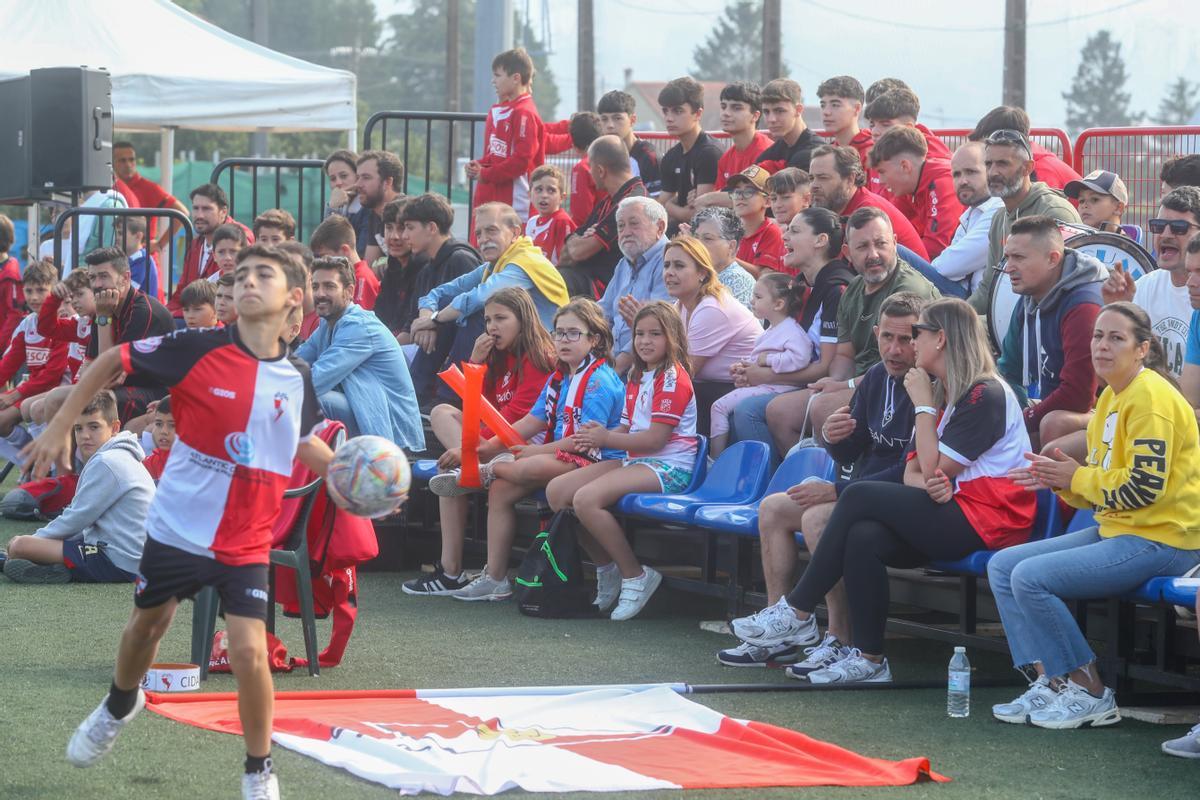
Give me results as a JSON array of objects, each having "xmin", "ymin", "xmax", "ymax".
[
  {"xmin": 620, "ymin": 362, "xmax": 699, "ymax": 468},
  {"xmin": 37, "ymin": 294, "xmax": 91, "ymax": 383},
  {"xmin": 841, "ymin": 187, "xmax": 930, "ymax": 261},
  {"xmin": 120, "ymin": 326, "xmax": 323, "ymax": 566},
  {"xmin": 715, "ymin": 132, "xmax": 774, "ymax": 190},
  {"xmin": 0, "ymin": 256, "xmax": 24, "ymax": 350},
  {"xmin": 905, "ymin": 157, "xmax": 965, "ymax": 260},
  {"xmin": 1031, "ymin": 143, "xmax": 1082, "ymax": 191},
  {"xmin": 525, "ymin": 209, "xmax": 576, "ymax": 266},
  {"xmin": 169, "ymin": 218, "xmax": 254, "ymax": 317},
  {"xmin": 846, "ymin": 129, "xmax": 874, "ymax": 172},
  {"xmin": 0, "ymin": 313, "xmax": 69, "ymax": 400},
  {"xmin": 869, "ymin": 125, "xmax": 950, "ymax": 215},
  {"xmin": 569, "ymin": 158, "xmax": 602, "ymax": 227},
  {"xmin": 737, "ymin": 219, "xmax": 786, "ymax": 272},
  {"xmin": 474, "ymin": 92, "xmax": 545, "ymax": 219},
  {"xmin": 353, "ymin": 260, "xmax": 381, "ymax": 311},
  {"xmin": 482, "ymin": 350, "xmax": 553, "ymax": 439},
  {"xmin": 143, "ymin": 447, "xmax": 170, "ymax": 481}
]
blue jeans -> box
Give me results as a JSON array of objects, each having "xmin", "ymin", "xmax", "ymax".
[
  {"xmin": 319, "ymin": 390, "xmax": 360, "ymax": 438},
  {"xmin": 987, "ymin": 526, "xmax": 1200, "ymax": 677},
  {"xmin": 897, "ymin": 245, "xmax": 969, "ymax": 299},
  {"xmin": 729, "ymin": 392, "xmax": 774, "ymax": 451}
]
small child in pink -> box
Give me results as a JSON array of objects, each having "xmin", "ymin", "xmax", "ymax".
[{"xmin": 710, "ymin": 272, "xmax": 813, "ymax": 454}]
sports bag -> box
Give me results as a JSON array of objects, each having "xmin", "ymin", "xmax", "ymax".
[{"xmin": 513, "ymin": 510, "xmax": 595, "ymax": 618}]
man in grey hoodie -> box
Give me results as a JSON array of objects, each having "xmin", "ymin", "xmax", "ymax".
[
  {"xmin": 968, "ymin": 129, "xmax": 1082, "ymax": 318},
  {"xmin": 2, "ymin": 390, "xmax": 153, "ymax": 583},
  {"xmin": 996, "ymin": 216, "xmax": 1104, "ymax": 449}
]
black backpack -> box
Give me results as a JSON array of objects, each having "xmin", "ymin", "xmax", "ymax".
[{"xmin": 514, "ymin": 511, "xmax": 595, "ymax": 618}]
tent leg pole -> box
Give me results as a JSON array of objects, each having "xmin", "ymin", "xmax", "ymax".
[
  {"xmin": 159, "ymin": 127, "xmax": 175, "ymax": 195},
  {"xmin": 347, "ymin": 128, "xmax": 357, "ymax": 151}
]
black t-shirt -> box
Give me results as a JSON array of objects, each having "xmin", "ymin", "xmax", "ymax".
[
  {"xmin": 756, "ymin": 127, "xmax": 820, "ymax": 172},
  {"xmin": 629, "ymin": 138, "xmax": 662, "ymax": 196},
  {"xmin": 89, "ymin": 288, "xmax": 177, "ymax": 387},
  {"xmin": 572, "ymin": 177, "xmax": 648, "ymax": 289},
  {"xmin": 660, "ymin": 132, "xmax": 722, "ymax": 204},
  {"xmin": 375, "ymin": 253, "xmax": 428, "ymax": 335},
  {"xmin": 825, "ymin": 361, "xmax": 915, "ymax": 492},
  {"xmin": 795, "ymin": 259, "xmax": 854, "ymax": 348}
]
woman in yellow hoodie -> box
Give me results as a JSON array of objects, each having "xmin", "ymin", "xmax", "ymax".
[{"xmin": 989, "ymin": 301, "xmax": 1200, "ymax": 731}]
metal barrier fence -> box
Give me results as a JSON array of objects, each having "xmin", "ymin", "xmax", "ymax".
[
  {"xmin": 209, "ymin": 158, "xmax": 328, "ymax": 244},
  {"xmin": 1074, "ymin": 126, "xmax": 1200, "ymax": 229},
  {"xmin": 363, "ymin": 111, "xmax": 483, "ymax": 206},
  {"xmin": 53, "ymin": 207, "xmax": 193, "ymax": 298}
]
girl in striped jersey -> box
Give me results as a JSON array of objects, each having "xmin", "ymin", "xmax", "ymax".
[{"xmin": 549, "ymin": 301, "xmax": 700, "ymax": 621}]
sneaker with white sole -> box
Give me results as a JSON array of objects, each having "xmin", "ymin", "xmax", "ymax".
[
  {"xmin": 730, "ymin": 596, "xmax": 819, "ymax": 648},
  {"xmin": 242, "ymin": 770, "xmax": 280, "ymax": 800},
  {"xmin": 610, "ymin": 567, "xmax": 662, "ymax": 621},
  {"xmin": 594, "ymin": 565, "xmax": 621, "ymax": 612},
  {"xmin": 1162, "ymin": 723, "xmax": 1200, "ymax": 759},
  {"xmin": 427, "ymin": 469, "xmax": 478, "ymax": 497},
  {"xmin": 1027, "ymin": 680, "xmax": 1120, "ymax": 729},
  {"xmin": 402, "ymin": 564, "xmax": 471, "ymax": 596},
  {"xmin": 66, "ymin": 690, "xmax": 145, "ymax": 767},
  {"xmin": 717, "ymin": 640, "xmax": 802, "ymax": 667},
  {"xmin": 785, "ymin": 633, "xmax": 852, "ymax": 680},
  {"xmin": 452, "ymin": 571, "xmax": 513, "ymax": 601},
  {"xmin": 806, "ymin": 648, "xmax": 893, "ymax": 684},
  {"xmin": 992, "ymin": 674, "xmax": 1058, "ymax": 724}
]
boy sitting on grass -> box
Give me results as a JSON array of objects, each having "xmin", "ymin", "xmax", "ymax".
[
  {"xmin": 2, "ymin": 389, "xmax": 153, "ymax": 584},
  {"xmin": 179, "ymin": 279, "xmax": 220, "ymax": 329}
]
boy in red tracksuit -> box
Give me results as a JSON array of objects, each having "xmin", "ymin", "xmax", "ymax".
[
  {"xmin": 36, "ymin": 270, "xmax": 94, "ymax": 386},
  {"xmin": 466, "ymin": 48, "xmax": 545, "ymax": 221},
  {"xmin": 0, "ymin": 260, "xmax": 69, "ymax": 438},
  {"xmin": 869, "ymin": 126, "xmax": 964, "ymax": 259},
  {"xmin": 863, "ymin": 87, "xmax": 952, "ymax": 215},
  {"xmin": 0, "ymin": 215, "xmax": 24, "ymax": 349},
  {"xmin": 525, "ymin": 165, "xmax": 576, "ymax": 265}
]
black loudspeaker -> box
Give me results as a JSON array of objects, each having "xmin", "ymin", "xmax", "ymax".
[
  {"xmin": 0, "ymin": 75, "xmax": 45, "ymax": 203},
  {"xmin": 29, "ymin": 66, "xmax": 113, "ymax": 193}
]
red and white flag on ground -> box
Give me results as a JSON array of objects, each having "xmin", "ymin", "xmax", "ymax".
[{"xmin": 147, "ymin": 685, "xmax": 947, "ymax": 795}]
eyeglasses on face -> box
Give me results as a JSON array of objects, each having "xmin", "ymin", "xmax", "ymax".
[
  {"xmin": 729, "ymin": 188, "xmax": 765, "ymax": 199},
  {"xmin": 551, "ymin": 329, "xmax": 586, "ymax": 342},
  {"xmin": 1148, "ymin": 218, "xmax": 1200, "ymax": 236}
]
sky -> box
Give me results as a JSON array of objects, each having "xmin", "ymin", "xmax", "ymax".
[{"xmin": 374, "ymin": 0, "xmax": 1198, "ymax": 128}]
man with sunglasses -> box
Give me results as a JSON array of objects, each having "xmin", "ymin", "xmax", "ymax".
[
  {"xmin": 1103, "ymin": 187, "xmax": 1200, "ymax": 381},
  {"xmin": 967, "ymin": 129, "xmax": 1081, "ymax": 317}
]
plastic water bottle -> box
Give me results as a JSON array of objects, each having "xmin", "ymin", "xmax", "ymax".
[{"xmin": 947, "ymin": 646, "xmax": 970, "ymax": 718}]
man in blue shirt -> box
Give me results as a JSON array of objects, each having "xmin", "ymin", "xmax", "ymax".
[
  {"xmin": 408, "ymin": 202, "xmax": 569, "ymax": 405},
  {"xmin": 597, "ymin": 196, "xmax": 671, "ymax": 376},
  {"xmin": 296, "ymin": 256, "xmax": 425, "ymax": 451}
]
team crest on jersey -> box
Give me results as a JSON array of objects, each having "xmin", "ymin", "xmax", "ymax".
[
  {"xmin": 224, "ymin": 432, "xmax": 255, "ymax": 465},
  {"xmin": 273, "ymin": 391, "xmax": 289, "ymax": 422},
  {"xmin": 133, "ymin": 336, "xmax": 163, "ymax": 354}
]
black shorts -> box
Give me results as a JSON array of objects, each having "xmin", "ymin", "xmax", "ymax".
[{"xmin": 133, "ymin": 537, "xmax": 269, "ymax": 621}]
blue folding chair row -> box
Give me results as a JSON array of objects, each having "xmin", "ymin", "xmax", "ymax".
[
  {"xmin": 616, "ymin": 439, "xmax": 764, "ymax": 523},
  {"xmin": 928, "ymin": 489, "xmax": 1064, "ymax": 576},
  {"xmin": 692, "ymin": 447, "xmax": 836, "ymax": 535}
]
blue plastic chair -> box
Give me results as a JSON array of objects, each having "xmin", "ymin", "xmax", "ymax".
[
  {"xmin": 694, "ymin": 447, "xmax": 835, "ymax": 535},
  {"xmin": 1065, "ymin": 507, "xmax": 1096, "ymax": 534},
  {"xmin": 929, "ymin": 488, "xmax": 1064, "ymax": 576},
  {"xmin": 412, "ymin": 459, "xmax": 440, "ymax": 483},
  {"xmin": 617, "ymin": 440, "xmax": 771, "ymax": 523}
]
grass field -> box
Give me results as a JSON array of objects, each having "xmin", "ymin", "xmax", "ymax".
[{"xmin": 1, "ymin": 511, "xmax": 1196, "ymax": 800}]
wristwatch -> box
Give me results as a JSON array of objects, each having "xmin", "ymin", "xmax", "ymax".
[{"xmin": 94, "ymin": 315, "xmax": 111, "ymax": 327}]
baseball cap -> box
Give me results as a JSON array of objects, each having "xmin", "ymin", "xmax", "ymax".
[
  {"xmin": 1064, "ymin": 169, "xmax": 1129, "ymax": 204},
  {"xmin": 983, "ymin": 128, "xmax": 1032, "ymax": 160},
  {"xmin": 726, "ymin": 165, "xmax": 770, "ymax": 194}
]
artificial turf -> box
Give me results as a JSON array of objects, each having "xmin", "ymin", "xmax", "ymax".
[{"xmin": 1, "ymin": 516, "xmax": 1195, "ymax": 800}]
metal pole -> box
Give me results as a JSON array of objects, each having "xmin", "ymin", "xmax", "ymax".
[
  {"xmin": 1002, "ymin": 0, "xmax": 1026, "ymax": 107},
  {"xmin": 577, "ymin": 0, "xmax": 595, "ymax": 112},
  {"xmin": 447, "ymin": 0, "xmax": 461, "ymax": 113},
  {"xmin": 251, "ymin": 0, "xmax": 270, "ymax": 157},
  {"xmin": 159, "ymin": 127, "xmax": 175, "ymax": 195},
  {"xmin": 762, "ymin": 0, "xmax": 782, "ymax": 84}
]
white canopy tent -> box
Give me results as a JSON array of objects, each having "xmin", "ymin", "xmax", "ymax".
[{"xmin": 0, "ymin": 0, "xmax": 358, "ymax": 198}]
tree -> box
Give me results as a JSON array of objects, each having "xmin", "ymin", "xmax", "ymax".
[
  {"xmin": 1062, "ymin": 29, "xmax": 1142, "ymax": 134},
  {"xmin": 691, "ymin": 0, "xmax": 787, "ymax": 83},
  {"xmin": 1154, "ymin": 77, "xmax": 1200, "ymax": 125}
]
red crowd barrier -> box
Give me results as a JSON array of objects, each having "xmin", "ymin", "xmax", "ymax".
[{"xmin": 1073, "ymin": 126, "xmax": 1200, "ymax": 228}]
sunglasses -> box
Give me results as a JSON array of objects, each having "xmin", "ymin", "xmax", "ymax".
[
  {"xmin": 983, "ymin": 128, "xmax": 1032, "ymax": 159},
  {"xmin": 1148, "ymin": 218, "xmax": 1200, "ymax": 236},
  {"xmin": 912, "ymin": 323, "xmax": 941, "ymax": 338}
]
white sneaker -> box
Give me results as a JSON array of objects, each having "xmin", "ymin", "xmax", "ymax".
[
  {"xmin": 1027, "ymin": 679, "xmax": 1120, "ymax": 729},
  {"xmin": 716, "ymin": 640, "xmax": 803, "ymax": 668},
  {"xmin": 242, "ymin": 770, "xmax": 281, "ymax": 800},
  {"xmin": 806, "ymin": 648, "xmax": 893, "ymax": 684},
  {"xmin": 452, "ymin": 570, "xmax": 513, "ymax": 601},
  {"xmin": 730, "ymin": 597, "xmax": 819, "ymax": 648},
  {"xmin": 785, "ymin": 633, "xmax": 852, "ymax": 680},
  {"xmin": 66, "ymin": 690, "xmax": 145, "ymax": 767},
  {"xmin": 1162, "ymin": 723, "xmax": 1200, "ymax": 759},
  {"xmin": 992, "ymin": 674, "xmax": 1058, "ymax": 724},
  {"xmin": 610, "ymin": 567, "xmax": 662, "ymax": 621},
  {"xmin": 428, "ymin": 469, "xmax": 478, "ymax": 497},
  {"xmin": 593, "ymin": 565, "xmax": 621, "ymax": 612},
  {"xmin": 480, "ymin": 452, "xmax": 515, "ymax": 486}
]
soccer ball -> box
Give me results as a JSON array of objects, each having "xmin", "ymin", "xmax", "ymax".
[{"xmin": 326, "ymin": 435, "xmax": 411, "ymax": 519}]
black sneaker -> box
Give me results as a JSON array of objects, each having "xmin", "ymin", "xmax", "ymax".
[
  {"xmin": 402, "ymin": 565, "xmax": 470, "ymax": 596},
  {"xmin": 3, "ymin": 558, "xmax": 71, "ymax": 583}
]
